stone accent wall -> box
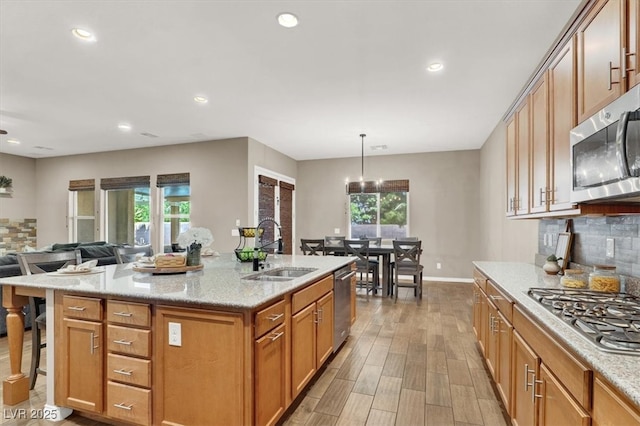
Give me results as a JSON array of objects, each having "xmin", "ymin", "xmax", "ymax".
[
  {"xmin": 539, "ymin": 216, "xmax": 640, "ymax": 296},
  {"xmin": 0, "ymin": 218, "xmax": 37, "ymax": 255}
]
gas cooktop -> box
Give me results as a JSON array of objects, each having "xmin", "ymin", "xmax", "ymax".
[{"xmin": 528, "ymin": 288, "xmax": 640, "ymax": 356}]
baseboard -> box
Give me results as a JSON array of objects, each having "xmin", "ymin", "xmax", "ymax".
[{"xmin": 423, "ymin": 276, "xmax": 473, "ymax": 283}]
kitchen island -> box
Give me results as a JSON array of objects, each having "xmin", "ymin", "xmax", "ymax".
[
  {"xmin": 473, "ymin": 261, "xmax": 640, "ymax": 425},
  {"xmin": 1, "ymin": 254, "xmax": 355, "ymax": 425}
]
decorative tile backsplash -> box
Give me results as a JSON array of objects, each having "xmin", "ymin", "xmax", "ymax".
[
  {"xmin": 0, "ymin": 218, "xmax": 37, "ymax": 255},
  {"xmin": 539, "ymin": 216, "xmax": 640, "ymax": 296}
]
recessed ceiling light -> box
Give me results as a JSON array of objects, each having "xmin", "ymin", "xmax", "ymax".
[
  {"xmin": 277, "ymin": 13, "xmax": 299, "ymax": 28},
  {"xmin": 194, "ymin": 96, "xmax": 208, "ymax": 104},
  {"xmin": 118, "ymin": 123, "xmax": 132, "ymax": 131},
  {"xmin": 71, "ymin": 28, "xmax": 96, "ymax": 42},
  {"xmin": 6, "ymin": 139, "xmax": 20, "ymax": 145},
  {"xmin": 427, "ymin": 62, "xmax": 444, "ymax": 72}
]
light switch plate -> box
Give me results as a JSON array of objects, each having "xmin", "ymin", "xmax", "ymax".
[
  {"xmin": 168, "ymin": 322, "xmax": 182, "ymax": 347},
  {"xmin": 334, "ymin": 228, "xmax": 341, "ymax": 234},
  {"xmin": 231, "ymin": 229, "xmax": 240, "ymax": 237},
  {"xmin": 606, "ymin": 238, "xmax": 615, "ymax": 257}
]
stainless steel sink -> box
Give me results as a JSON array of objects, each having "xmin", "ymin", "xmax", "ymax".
[{"xmin": 243, "ymin": 267, "xmax": 317, "ymax": 281}]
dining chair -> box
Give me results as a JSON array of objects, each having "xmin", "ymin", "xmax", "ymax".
[
  {"xmin": 17, "ymin": 250, "xmax": 80, "ymax": 389},
  {"xmin": 324, "ymin": 236, "xmax": 345, "ymax": 255},
  {"xmin": 300, "ymin": 239, "xmax": 325, "ymax": 255},
  {"xmin": 391, "ymin": 240, "xmax": 424, "ymax": 302},
  {"xmin": 113, "ymin": 245, "xmax": 154, "ymax": 263},
  {"xmin": 397, "ymin": 236, "xmax": 419, "ymax": 241},
  {"xmin": 343, "ymin": 239, "xmax": 379, "ymax": 294}
]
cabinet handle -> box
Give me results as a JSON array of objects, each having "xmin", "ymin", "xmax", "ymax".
[
  {"xmin": 113, "ymin": 403, "xmax": 133, "ymax": 411},
  {"xmin": 113, "ymin": 339, "xmax": 133, "ymax": 346},
  {"xmin": 609, "ymin": 61, "xmax": 621, "ymax": 90},
  {"xmin": 489, "ymin": 295, "xmax": 503, "ymax": 301},
  {"xmin": 113, "ymin": 311, "xmax": 133, "ymax": 317},
  {"xmin": 313, "ymin": 311, "xmax": 319, "ymax": 324},
  {"xmin": 267, "ymin": 313, "xmax": 284, "ymax": 321},
  {"xmin": 524, "ymin": 363, "xmax": 536, "ymax": 392},
  {"xmin": 532, "ymin": 376, "xmax": 544, "ymax": 403},
  {"xmin": 626, "ymin": 48, "xmax": 637, "ymax": 72},
  {"xmin": 269, "ymin": 331, "xmax": 284, "ymax": 341},
  {"xmin": 318, "ymin": 307, "xmax": 323, "ymax": 323},
  {"xmin": 68, "ymin": 306, "xmax": 86, "ymax": 312},
  {"xmin": 90, "ymin": 332, "xmax": 99, "ymax": 354},
  {"xmin": 113, "ymin": 369, "xmax": 133, "ymax": 376}
]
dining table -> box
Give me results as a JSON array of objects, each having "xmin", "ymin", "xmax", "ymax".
[{"xmin": 325, "ymin": 243, "xmax": 394, "ymax": 296}]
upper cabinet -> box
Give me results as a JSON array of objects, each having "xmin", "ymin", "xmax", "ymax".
[
  {"xmin": 627, "ymin": 0, "xmax": 640, "ymax": 88},
  {"xmin": 529, "ymin": 76, "xmax": 549, "ymax": 214},
  {"xmin": 576, "ymin": 0, "xmax": 625, "ymax": 123},
  {"xmin": 506, "ymin": 118, "xmax": 517, "ymax": 216},
  {"xmin": 516, "ymin": 101, "xmax": 530, "ymax": 216}
]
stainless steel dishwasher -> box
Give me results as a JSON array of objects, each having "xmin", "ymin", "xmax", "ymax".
[{"xmin": 334, "ymin": 265, "xmax": 355, "ymax": 352}]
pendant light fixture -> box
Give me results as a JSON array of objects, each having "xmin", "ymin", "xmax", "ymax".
[{"xmin": 345, "ymin": 133, "xmax": 382, "ymax": 193}]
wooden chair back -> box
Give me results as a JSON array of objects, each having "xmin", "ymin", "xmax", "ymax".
[
  {"xmin": 17, "ymin": 250, "xmax": 80, "ymax": 275},
  {"xmin": 114, "ymin": 245, "xmax": 153, "ymax": 264},
  {"xmin": 300, "ymin": 239, "xmax": 325, "ymax": 255}
]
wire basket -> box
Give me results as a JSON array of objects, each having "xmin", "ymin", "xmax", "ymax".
[
  {"xmin": 234, "ymin": 249, "xmax": 268, "ymax": 262},
  {"xmin": 239, "ymin": 227, "xmax": 264, "ymax": 238}
]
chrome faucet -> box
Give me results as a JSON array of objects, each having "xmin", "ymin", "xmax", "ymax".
[{"xmin": 253, "ymin": 217, "xmax": 284, "ymax": 271}]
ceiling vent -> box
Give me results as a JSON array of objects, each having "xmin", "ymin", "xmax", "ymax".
[
  {"xmin": 140, "ymin": 132, "xmax": 159, "ymax": 138},
  {"xmin": 33, "ymin": 146, "xmax": 53, "ymax": 150}
]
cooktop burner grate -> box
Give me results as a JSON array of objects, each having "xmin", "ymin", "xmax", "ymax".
[{"xmin": 528, "ymin": 288, "xmax": 640, "ymax": 356}]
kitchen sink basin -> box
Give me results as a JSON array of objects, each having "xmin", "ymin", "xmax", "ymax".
[{"xmin": 243, "ymin": 267, "xmax": 317, "ymax": 281}]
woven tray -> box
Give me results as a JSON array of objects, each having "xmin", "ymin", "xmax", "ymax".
[{"xmin": 154, "ymin": 254, "xmax": 187, "ymax": 268}]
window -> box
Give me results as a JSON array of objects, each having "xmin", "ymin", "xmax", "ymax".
[
  {"xmin": 68, "ymin": 179, "xmax": 96, "ymax": 242},
  {"xmin": 347, "ymin": 180, "xmax": 409, "ymax": 239},
  {"xmin": 101, "ymin": 176, "xmax": 151, "ymax": 246},
  {"xmin": 157, "ymin": 173, "xmax": 190, "ymax": 253}
]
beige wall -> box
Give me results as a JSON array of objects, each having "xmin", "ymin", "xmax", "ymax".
[
  {"xmin": 296, "ymin": 150, "xmax": 482, "ymax": 279},
  {"xmin": 479, "ymin": 122, "xmax": 538, "ymax": 262},
  {"xmin": 0, "ymin": 153, "xmax": 37, "ymax": 218},
  {"xmin": 34, "ymin": 138, "xmax": 250, "ymax": 251}
]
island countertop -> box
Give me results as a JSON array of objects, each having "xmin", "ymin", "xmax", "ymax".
[
  {"xmin": 473, "ymin": 261, "xmax": 640, "ymax": 410},
  {"xmin": 0, "ymin": 254, "xmax": 354, "ymax": 309}
]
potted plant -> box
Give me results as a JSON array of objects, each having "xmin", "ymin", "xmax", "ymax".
[
  {"xmin": 0, "ymin": 175, "xmax": 12, "ymax": 193},
  {"xmin": 543, "ymin": 254, "xmax": 563, "ymax": 275}
]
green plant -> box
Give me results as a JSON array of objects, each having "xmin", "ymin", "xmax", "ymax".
[
  {"xmin": 546, "ymin": 254, "xmax": 563, "ymax": 262},
  {"xmin": 0, "ymin": 176, "xmax": 12, "ymax": 188}
]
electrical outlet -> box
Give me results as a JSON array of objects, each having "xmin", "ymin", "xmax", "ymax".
[
  {"xmin": 334, "ymin": 228, "xmax": 341, "ymax": 234},
  {"xmin": 436, "ymin": 262, "xmax": 442, "ymax": 270},
  {"xmin": 168, "ymin": 322, "xmax": 182, "ymax": 347},
  {"xmin": 606, "ymin": 238, "xmax": 615, "ymax": 257}
]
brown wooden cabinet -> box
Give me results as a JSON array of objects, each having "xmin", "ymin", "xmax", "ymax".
[
  {"xmin": 512, "ymin": 331, "xmax": 539, "ymax": 426},
  {"xmin": 291, "ymin": 276, "xmax": 334, "ymax": 398},
  {"xmin": 577, "ymin": 0, "xmax": 625, "ymax": 122},
  {"xmin": 154, "ymin": 306, "xmax": 247, "ymax": 426},
  {"xmin": 530, "ymin": 76, "xmax": 549, "ymax": 214},
  {"xmin": 57, "ymin": 295, "xmax": 103, "ymax": 414},
  {"xmin": 506, "ymin": 117, "xmax": 517, "ymax": 216},
  {"xmin": 254, "ymin": 298, "xmax": 287, "ymax": 426},
  {"xmin": 548, "ymin": 39, "xmax": 577, "ymax": 211},
  {"xmin": 538, "ymin": 363, "xmax": 590, "ymax": 426},
  {"xmin": 592, "ymin": 375, "xmax": 640, "ymax": 426},
  {"xmin": 516, "ymin": 100, "xmax": 530, "ymax": 215},
  {"xmin": 495, "ymin": 309, "xmax": 513, "ymax": 413},
  {"xmin": 627, "ymin": 0, "xmax": 640, "ymax": 88}
]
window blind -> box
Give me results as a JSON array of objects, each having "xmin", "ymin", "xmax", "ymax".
[
  {"xmin": 68, "ymin": 179, "xmax": 95, "ymax": 191},
  {"xmin": 346, "ymin": 179, "xmax": 409, "ymax": 194},
  {"xmin": 100, "ymin": 176, "xmax": 150, "ymax": 190},
  {"xmin": 156, "ymin": 172, "xmax": 190, "ymax": 187}
]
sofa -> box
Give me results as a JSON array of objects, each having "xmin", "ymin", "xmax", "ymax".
[{"xmin": 0, "ymin": 242, "xmax": 121, "ymax": 336}]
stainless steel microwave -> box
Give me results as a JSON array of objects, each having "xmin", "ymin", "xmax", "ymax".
[{"xmin": 570, "ymin": 85, "xmax": 640, "ymax": 203}]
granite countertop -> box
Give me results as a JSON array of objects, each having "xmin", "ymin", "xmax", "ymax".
[
  {"xmin": 473, "ymin": 261, "xmax": 640, "ymax": 409},
  {"xmin": 0, "ymin": 254, "xmax": 354, "ymax": 310}
]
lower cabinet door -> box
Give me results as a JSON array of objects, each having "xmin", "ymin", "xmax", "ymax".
[
  {"xmin": 61, "ymin": 318, "xmax": 103, "ymax": 413},
  {"xmin": 512, "ymin": 332, "xmax": 539, "ymax": 426},
  {"xmin": 538, "ymin": 363, "xmax": 590, "ymax": 426},
  {"xmin": 107, "ymin": 381, "xmax": 151, "ymax": 426},
  {"xmin": 496, "ymin": 311, "xmax": 513, "ymax": 415},
  {"xmin": 592, "ymin": 376, "xmax": 640, "ymax": 426},
  {"xmin": 255, "ymin": 323, "xmax": 286, "ymax": 426},
  {"xmin": 291, "ymin": 303, "xmax": 317, "ymax": 397},
  {"xmin": 316, "ymin": 291, "xmax": 334, "ymax": 367}
]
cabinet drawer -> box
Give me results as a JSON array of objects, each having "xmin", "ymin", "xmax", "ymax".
[
  {"xmin": 107, "ymin": 353, "xmax": 151, "ymax": 388},
  {"xmin": 107, "ymin": 381, "xmax": 151, "ymax": 426},
  {"xmin": 107, "ymin": 325, "xmax": 151, "ymax": 357},
  {"xmin": 62, "ymin": 295, "xmax": 102, "ymax": 321},
  {"xmin": 292, "ymin": 275, "xmax": 333, "ymax": 314},
  {"xmin": 487, "ymin": 280, "xmax": 513, "ymax": 322},
  {"xmin": 255, "ymin": 299, "xmax": 286, "ymax": 338},
  {"xmin": 107, "ymin": 300, "xmax": 151, "ymax": 327},
  {"xmin": 514, "ymin": 306, "xmax": 592, "ymax": 408},
  {"xmin": 473, "ymin": 268, "xmax": 488, "ymax": 292}
]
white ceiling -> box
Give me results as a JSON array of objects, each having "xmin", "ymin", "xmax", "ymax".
[{"xmin": 0, "ymin": 0, "xmax": 582, "ymax": 161}]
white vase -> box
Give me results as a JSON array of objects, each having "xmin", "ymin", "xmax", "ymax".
[{"xmin": 543, "ymin": 261, "xmax": 561, "ymax": 275}]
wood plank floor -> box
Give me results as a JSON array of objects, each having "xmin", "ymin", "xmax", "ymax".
[{"xmin": 0, "ymin": 282, "xmax": 509, "ymax": 426}]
